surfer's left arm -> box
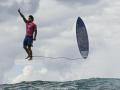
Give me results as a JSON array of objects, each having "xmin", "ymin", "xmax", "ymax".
[{"xmin": 33, "ymin": 26, "xmax": 37, "ymax": 41}]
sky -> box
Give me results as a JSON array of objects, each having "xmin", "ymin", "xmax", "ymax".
[{"xmin": 0, "ymin": 0, "xmax": 120, "ymax": 84}]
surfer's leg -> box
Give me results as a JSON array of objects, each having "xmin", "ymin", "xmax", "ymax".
[
  {"xmin": 23, "ymin": 46, "xmax": 30, "ymax": 59},
  {"xmin": 28, "ymin": 46, "xmax": 32, "ymax": 60},
  {"xmin": 23, "ymin": 36, "xmax": 31, "ymax": 59},
  {"xmin": 27, "ymin": 36, "xmax": 33, "ymax": 60}
]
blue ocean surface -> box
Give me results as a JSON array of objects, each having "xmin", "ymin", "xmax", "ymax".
[{"xmin": 0, "ymin": 78, "xmax": 120, "ymax": 90}]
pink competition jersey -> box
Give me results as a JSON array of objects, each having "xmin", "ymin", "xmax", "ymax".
[{"xmin": 26, "ymin": 20, "xmax": 36, "ymax": 37}]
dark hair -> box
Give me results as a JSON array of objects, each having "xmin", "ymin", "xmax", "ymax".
[{"xmin": 29, "ymin": 15, "xmax": 34, "ymax": 21}]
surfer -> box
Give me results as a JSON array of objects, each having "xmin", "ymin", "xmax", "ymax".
[{"xmin": 18, "ymin": 8, "xmax": 37, "ymax": 60}]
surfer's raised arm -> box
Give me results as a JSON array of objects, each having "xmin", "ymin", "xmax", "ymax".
[{"xmin": 18, "ymin": 8, "xmax": 27, "ymax": 23}]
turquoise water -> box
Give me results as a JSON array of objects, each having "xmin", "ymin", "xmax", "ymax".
[{"xmin": 0, "ymin": 78, "xmax": 120, "ymax": 90}]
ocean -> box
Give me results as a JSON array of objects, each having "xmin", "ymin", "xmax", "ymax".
[{"xmin": 0, "ymin": 78, "xmax": 120, "ymax": 90}]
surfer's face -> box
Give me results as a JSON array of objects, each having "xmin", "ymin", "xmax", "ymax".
[{"xmin": 28, "ymin": 17, "xmax": 33, "ymax": 22}]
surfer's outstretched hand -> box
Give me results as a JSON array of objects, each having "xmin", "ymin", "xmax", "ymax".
[{"xmin": 18, "ymin": 8, "xmax": 21, "ymax": 13}]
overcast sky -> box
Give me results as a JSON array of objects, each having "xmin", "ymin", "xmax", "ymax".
[{"xmin": 1, "ymin": 0, "xmax": 120, "ymax": 84}]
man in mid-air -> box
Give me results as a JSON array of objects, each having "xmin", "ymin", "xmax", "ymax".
[{"xmin": 18, "ymin": 8, "xmax": 37, "ymax": 60}]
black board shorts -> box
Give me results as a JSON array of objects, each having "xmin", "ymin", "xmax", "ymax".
[{"xmin": 23, "ymin": 36, "xmax": 33, "ymax": 47}]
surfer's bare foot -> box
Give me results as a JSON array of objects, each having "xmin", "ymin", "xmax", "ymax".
[
  {"xmin": 28, "ymin": 56, "xmax": 32, "ymax": 61},
  {"xmin": 25, "ymin": 56, "xmax": 29, "ymax": 59}
]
